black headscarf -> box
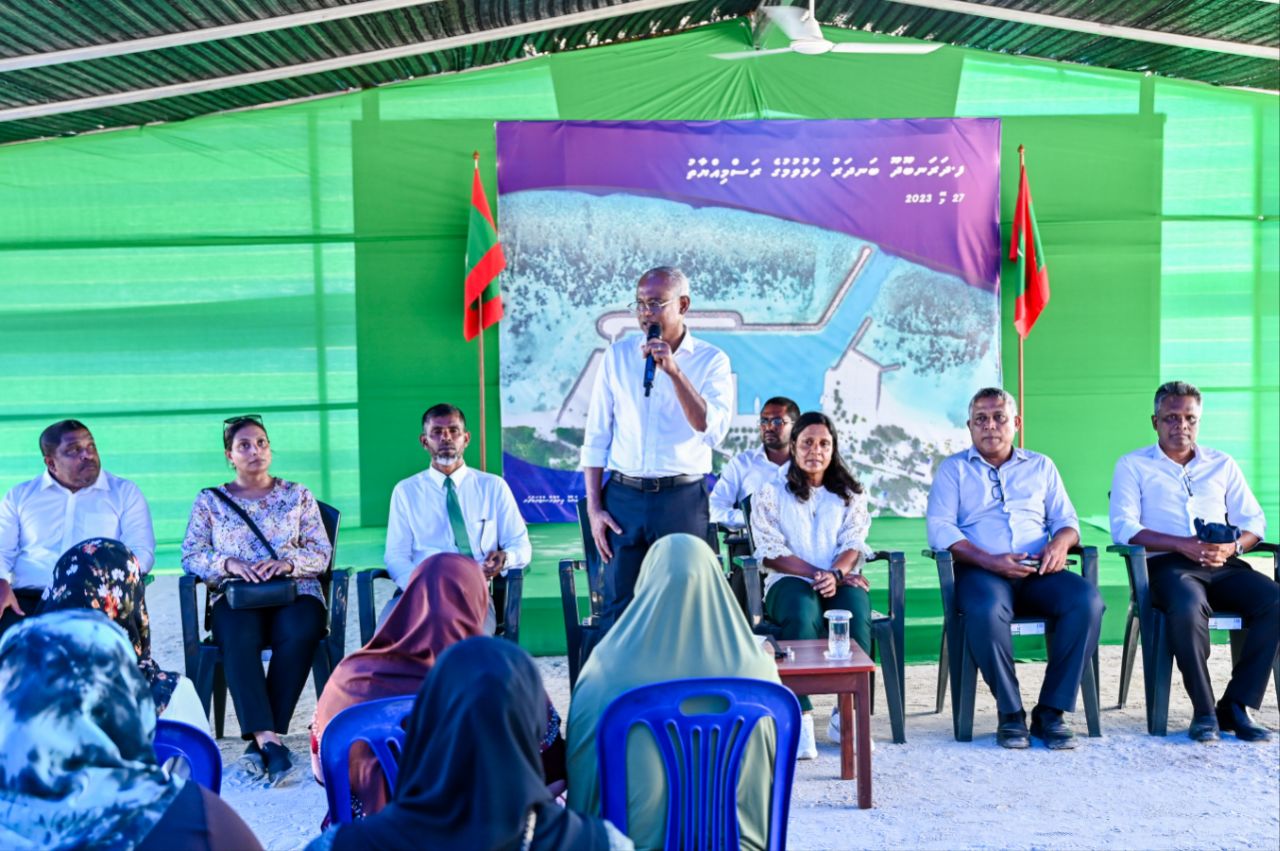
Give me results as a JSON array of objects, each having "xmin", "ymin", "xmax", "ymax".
[
  {"xmin": 331, "ymin": 637, "xmax": 611, "ymax": 851},
  {"xmin": 39, "ymin": 538, "xmax": 179, "ymax": 715}
]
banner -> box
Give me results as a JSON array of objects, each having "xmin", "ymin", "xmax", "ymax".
[{"xmin": 496, "ymin": 119, "xmax": 1002, "ymax": 522}]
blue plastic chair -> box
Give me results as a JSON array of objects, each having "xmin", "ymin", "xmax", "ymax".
[
  {"xmin": 320, "ymin": 695, "xmax": 415, "ymax": 824},
  {"xmin": 154, "ymin": 719, "xmax": 222, "ymax": 794},
  {"xmin": 597, "ymin": 677, "xmax": 801, "ymax": 851}
]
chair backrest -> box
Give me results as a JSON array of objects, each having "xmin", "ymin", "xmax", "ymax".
[
  {"xmin": 321, "ymin": 695, "xmax": 414, "ymax": 824},
  {"xmin": 316, "ymin": 499, "xmax": 341, "ymax": 598},
  {"xmin": 154, "ymin": 719, "xmax": 222, "ymax": 794},
  {"xmin": 597, "ymin": 677, "xmax": 800, "ymax": 851}
]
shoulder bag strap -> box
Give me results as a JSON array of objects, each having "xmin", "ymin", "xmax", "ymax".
[{"xmin": 204, "ymin": 486, "xmax": 280, "ymax": 561}]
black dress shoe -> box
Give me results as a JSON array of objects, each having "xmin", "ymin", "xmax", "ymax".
[
  {"xmin": 1030, "ymin": 705, "xmax": 1077, "ymax": 750},
  {"xmin": 1216, "ymin": 700, "xmax": 1273, "ymax": 742},
  {"xmin": 1188, "ymin": 715, "xmax": 1220, "ymax": 743},
  {"xmin": 997, "ymin": 710, "xmax": 1030, "ymax": 749},
  {"xmin": 261, "ymin": 741, "xmax": 299, "ymax": 786}
]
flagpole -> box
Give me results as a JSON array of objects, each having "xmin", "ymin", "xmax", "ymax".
[
  {"xmin": 1017, "ymin": 144, "xmax": 1026, "ymax": 449},
  {"xmin": 474, "ymin": 151, "xmax": 488, "ymax": 472}
]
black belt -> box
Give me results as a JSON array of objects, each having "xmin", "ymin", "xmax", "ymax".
[{"xmin": 609, "ymin": 472, "xmax": 704, "ymax": 492}]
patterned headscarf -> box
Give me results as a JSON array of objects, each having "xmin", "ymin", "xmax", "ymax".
[
  {"xmin": 0, "ymin": 610, "xmax": 183, "ymax": 850},
  {"xmin": 40, "ymin": 538, "xmax": 179, "ymax": 715}
]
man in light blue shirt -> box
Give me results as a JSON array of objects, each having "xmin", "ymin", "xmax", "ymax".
[{"xmin": 927, "ymin": 388, "xmax": 1104, "ymax": 749}]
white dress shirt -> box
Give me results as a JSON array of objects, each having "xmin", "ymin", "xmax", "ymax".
[
  {"xmin": 709, "ymin": 446, "xmax": 789, "ymax": 527},
  {"xmin": 384, "ymin": 463, "xmax": 532, "ymax": 589},
  {"xmin": 750, "ymin": 479, "xmax": 874, "ymax": 593},
  {"xmin": 926, "ymin": 446, "xmax": 1078, "ymax": 557},
  {"xmin": 1110, "ymin": 443, "xmax": 1266, "ymax": 553},
  {"xmin": 0, "ymin": 470, "xmax": 155, "ymax": 588},
  {"xmin": 580, "ymin": 331, "xmax": 733, "ymax": 477}
]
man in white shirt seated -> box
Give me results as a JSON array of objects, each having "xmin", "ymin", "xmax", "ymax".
[
  {"xmin": 709, "ymin": 396, "xmax": 797, "ymax": 529},
  {"xmin": 1110, "ymin": 380, "xmax": 1277, "ymax": 743},
  {"xmin": 383, "ymin": 404, "xmax": 531, "ymax": 631},
  {"xmin": 0, "ymin": 420, "xmax": 156, "ymax": 639}
]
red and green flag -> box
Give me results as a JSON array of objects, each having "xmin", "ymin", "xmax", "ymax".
[
  {"xmin": 1009, "ymin": 154, "xmax": 1049, "ymax": 338},
  {"xmin": 464, "ymin": 152, "xmax": 505, "ymax": 341}
]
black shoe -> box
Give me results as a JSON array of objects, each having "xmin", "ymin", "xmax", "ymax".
[
  {"xmin": 260, "ymin": 742, "xmax": 298, "ymax": 786},
  {"xmin": 997, "ymin": 710, "xmax": 1030, "ymax": 749},
  {"xmin": 1216, "ymin": 700, "xmax": 1272, "ymax": 743},
  {"xmin": 238, "ymin": 741, "xmax": 265, "ymax": 776},
  {"xmin": 1188, "ymin": 715, "xmax": 1220, "ymax": 743},
  {"xmin": 1030, "ymin": 705, "xmax": 1077, "ymax": 750}
]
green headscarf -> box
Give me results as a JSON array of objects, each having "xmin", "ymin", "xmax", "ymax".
[{"xmin": 566, "ymin": 534, "xmax": 781, "ymax": 851}]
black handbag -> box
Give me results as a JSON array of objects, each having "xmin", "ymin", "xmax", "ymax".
[{"xmin": 205, "ymin": 487, "xmax": 298, "ymax": 610}]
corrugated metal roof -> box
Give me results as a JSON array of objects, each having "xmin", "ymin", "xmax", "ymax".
[{"xmin": 0, "ymin": 1, "xmax": 1274, "ymax": 145}]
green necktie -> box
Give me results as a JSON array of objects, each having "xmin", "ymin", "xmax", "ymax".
[{"xmin": 443, "ymin": 476, "xmax": 474, "ymax": 559}]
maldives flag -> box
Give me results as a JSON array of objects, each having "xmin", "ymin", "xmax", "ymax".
[
  {"xmin": 464, "ymin": 153, "xmax": 505, "ymax": 341},
  {"xmin": 1008, "ymin": 157, "xmax": 1049, "ymax": 338}
]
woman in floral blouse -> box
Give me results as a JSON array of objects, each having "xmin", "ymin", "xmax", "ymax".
[{"xmin": 182, "ymin": 414, "xmax": 332, "ymax": 785}]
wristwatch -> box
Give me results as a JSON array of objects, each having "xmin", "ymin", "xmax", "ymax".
[{"xmin": 1235, "ymin": 540, "xmax": 1245, "ymax": 557}]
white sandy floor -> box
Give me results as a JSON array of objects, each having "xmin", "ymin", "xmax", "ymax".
[{"xmin": 146, "ymin": 576, "xmax": 1280, "ymax": 850}]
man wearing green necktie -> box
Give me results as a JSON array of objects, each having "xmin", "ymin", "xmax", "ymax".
[{"xmin": 383, "ymin": 404, "xmax": 532, "ymax": 627}]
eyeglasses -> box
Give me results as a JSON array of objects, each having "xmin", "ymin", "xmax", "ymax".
[
  {"xmin": 759, "ymin": 417, "xmax": 792, "ymax": 428},
  {"xmin": 629, "ymin": 298, "xmax": 675, "ymax": 314},
  {"xmin": 1181, "ymin": 471, "xmax": 1194, "ymax": 497},
  {"xmin": 987, "ymin": 465, "xmax": 1005, "ymax": 504},
  {"xmin": 223, "ymin": 414, "xmax": 264, "ymax": 435}
]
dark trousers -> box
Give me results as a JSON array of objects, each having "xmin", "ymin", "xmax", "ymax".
[
  {"xmin": 954, "ymin": 565, "xmax": 1104, "ymax": 715},
  {"xmin": 600, "ymin": 477, "xmax": 709, "ymax": 631},
  {"xmin": 1148, "ymin": 554, "xmax": 1280, "ymax": 716},
  {"xmin": 766, "ymin": 577, "xmax": 872, "ymax": 712},
  {"xmin": 211, "ymin": 595, "xmax": 326, "ymax": 737},
  {"xmin": 0, "ymin": 589, "xmax": 45, "ymax": 641}
]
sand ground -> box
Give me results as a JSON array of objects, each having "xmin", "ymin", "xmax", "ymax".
[{"xmin": 145, "ymin": 576, "xmax": 1280, "ymax": 850}]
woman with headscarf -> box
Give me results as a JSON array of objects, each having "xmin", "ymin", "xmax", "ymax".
[
  {"xmin": 307, "ymin": 636, "xmax": 629, "ymax": 851},
  {"xmin": 38, "ymin": 537, "xmax": 208, "ymax": 730},
  {"xmin": 309, "ymin": 552, "xmax": 491, "ymax": 817},
  {"xmin": 566, "ymin": 533, "xmax": 782, "ymax": 851},
  {"xmin": 750, "ymin": 411, "xmax": 875, "ymax": 759},
  {"xmin": 0, "ymin": 610, "xmax": 262, "ymax": 851}
]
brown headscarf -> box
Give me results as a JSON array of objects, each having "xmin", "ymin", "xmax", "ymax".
[{"xmin": 313, "ymin": 553, "xmax": 489, "ymax": 812}]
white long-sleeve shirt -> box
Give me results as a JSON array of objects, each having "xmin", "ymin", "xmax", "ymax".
[
  {"xmin": 709, "ymin": 446, "xmax": 788, "ymax": 527},
  {"xmin": 580, "ymin": 331, "xmax": 733, "ymax": 477},
  {"xmin": 750, "ymin": 479, "xmax": 874, "ymax": 593},
  {"xmin": 1110, "ymin": 443, "xmax": 1265, "ymax": 553},
  {"xmin": 0, "ymin": 470, "xmax": 155, "ymax": 587},
  {"xmin": 383, "ymin": 464, "xmax": 532, "ymax": 589}
]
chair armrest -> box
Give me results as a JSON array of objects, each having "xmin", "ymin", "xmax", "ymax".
[
  {"xmin": 1070, "ymin": 545, "xmax": 1099, "ymax": 587},
  {"xmin": 1108, "ymin": 544, "xmax": 1153, "ymax": 617},
  {"xmin": 494, "ymin": 567, "xmax": 523, "ymax": 645},
  {"xmin": 733, "ymin": 556, "xmax": 765, "ymax": 627},
  {"xmin": 357, "ymin": 568, "xmax": 393, "ymax": 646},
  {"xmin": 1106, "ymin": 544, "xmax": 1143, "ymax": 556},
  {"xmin": 923, "ymin": 548, "xmax": 957, "ymax": 617},
  {"xmin": 178, "ymin": 574, "xmax": 204, "ymax": 675},
  {"xmin": 327, "ymin": 568, "xmax": 351, "ymax": 663},
  {"xmin": 1247, "ymin": 542, "xmax": 1278, "ymax": 581}
]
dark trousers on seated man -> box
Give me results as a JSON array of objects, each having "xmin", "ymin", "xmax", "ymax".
[
  {"xmin": 1147, "ymin": 554, "xmax": 1280, "ymax": 717},
  {"xmin": 767, "ymin": 577, "xmax": 871, "ymax": 711},
  {"xmin": 955, "ymin": 565, "xmax": 1105, "ymax": 716},
  {"xmin": 600, "ymin": 475, "xmax": 708, "ymax": 631},
  {"xmin": 0, "ymin": 588, "xmax": 45, "ymax": 640}
]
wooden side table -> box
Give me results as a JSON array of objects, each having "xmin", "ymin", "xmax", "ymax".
[{"xmin": 775, "ymin": 638, "xmax": 875, "ymax": 809}]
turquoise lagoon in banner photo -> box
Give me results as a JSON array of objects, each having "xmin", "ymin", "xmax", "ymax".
[{"xmin": 498, "ymin": 190, "xmax": 1000, "ymax": 519}]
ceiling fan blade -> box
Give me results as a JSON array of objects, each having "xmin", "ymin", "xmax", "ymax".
[
  {"xmin": 761, "ymin": 5, "xmax": 823, "ymax": 43},
  {"xmin": 829, "ymin": 42, "xmax": 943, "ymax": 54},
  {"xmin": 712, "ymin": 47, "xmax": 798, "ymax": 60}
]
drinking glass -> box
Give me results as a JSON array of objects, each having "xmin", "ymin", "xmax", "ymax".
[{"xmin": 824, "ymin": 609, "xmax": 852, "ymax": 660}]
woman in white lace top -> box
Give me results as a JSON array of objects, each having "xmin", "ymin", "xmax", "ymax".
[{"xmin": 750, "ymin": 411, "xmax": 874, "ymax": 757}]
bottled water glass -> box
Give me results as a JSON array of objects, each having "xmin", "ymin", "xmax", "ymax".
[{"xmin": 825, "ymin": 610, "xmax": 852, "ymax": 660}]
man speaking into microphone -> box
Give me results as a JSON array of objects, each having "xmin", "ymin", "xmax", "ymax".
[{"xmin": 581, "ymin": 266, "xmax": 733, "ymax": 632}]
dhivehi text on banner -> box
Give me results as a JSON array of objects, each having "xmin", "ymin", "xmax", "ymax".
[{"xmin": 496, "ymin": 119, "xmax": 1002, "ymax": 522}]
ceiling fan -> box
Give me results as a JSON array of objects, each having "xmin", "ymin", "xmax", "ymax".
[{"xmin": 714, "ymin": 1, "xmax": 942, "ymax": 60}]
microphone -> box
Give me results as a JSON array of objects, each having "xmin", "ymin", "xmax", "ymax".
[{"xmin": 642, "ymin": 323, "xmax": 660, "ymax": 397}]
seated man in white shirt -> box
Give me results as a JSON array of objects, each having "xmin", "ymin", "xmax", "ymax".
[
  {"xmin": 709, "ymin": 396, "xmax": 797, "ymax": 529},
  {"xmin": 383, "ymin": 404, "xmax": 531, "ymax": 631},
  {"xmin": 0, "ymin": 420, "xmax": 156, "ymax": 639},
  {"xmin": 1110, "ymin": 381, "xmax": 1277, "ymax": 743}
]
